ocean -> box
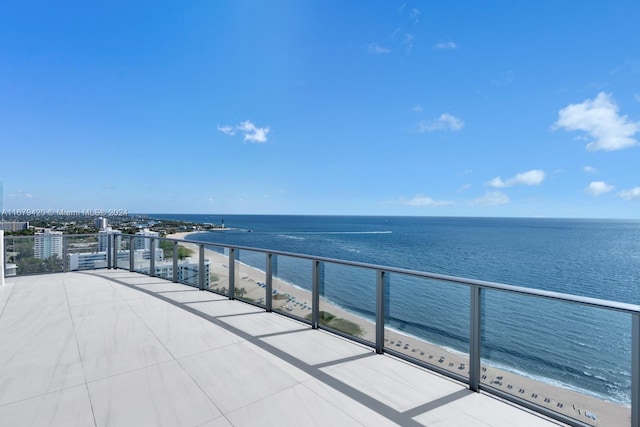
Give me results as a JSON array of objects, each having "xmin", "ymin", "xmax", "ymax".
[{"xmin": 150, "ymin": 214, "xmax": 640, "ymax": 405}]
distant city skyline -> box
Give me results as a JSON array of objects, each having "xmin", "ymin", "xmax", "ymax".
[{"xmin": 1, "ymin": 2, "xmax": 639, "ymax": 218}]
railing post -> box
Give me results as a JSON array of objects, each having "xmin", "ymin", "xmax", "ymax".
[
  {"xmin": 149, "ymin": 237, "xmax": 155, "ymax": 277},
  {"xmin": 265, "ymin": 253, "xmax": 273, "ymax": 312},
  {"xmin": 107, "ymin": 232, "xmax": 112, "ymax": 269},
  {"xmin": 112, "ymin": 234, "xmax": 118, "ymax": 270},
  {"xmin": 111, "ymin": 234, "xmax": 122, "ymax": 268},
  {"xmin": 172, "ymin": 241, "xmax": 178, "ymax": 283},
  {"xmin": 198, "ymin": 244, "xmax": 205, "ymax": 290},
  {"xmin": 311, "ymin": 260, "xmax": 321, "ymax": 329},
  {"xmin": 62, "ymin": 235, "xmax": 68, "ymax": 273},
  {"xmin": 228, "ymin": 248, "xmax": 235, "ymax": 299},
  {"xmin": 0, "ymin": 230, "xmax": 4, "ymax": 285},
  {"xmin": 129, "ymin": 235, "xmax": 134, "ymax": 272},
  {"xmin": 376, "ymin": 270, "xmax": 386, "ymax": 354},
  {"xmin": 469, "ymin": 286, "xmax": 482, "ymax": 392},
  {"xmin": 632, "ymin": 313, "xmax": 639, "ymax": 427}
]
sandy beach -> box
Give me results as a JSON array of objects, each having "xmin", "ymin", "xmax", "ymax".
[{"xmin": 167, "ymin": 231, "xmax": 629, "ymax": 426}]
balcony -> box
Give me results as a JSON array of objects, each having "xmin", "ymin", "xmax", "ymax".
[
  {"xmin": 0, "ymin": 270, "xmax": 567, "ymax": 426},
  {"xmin": 2, "ymin": 232, "xmax": 639, "ymax": 426}
]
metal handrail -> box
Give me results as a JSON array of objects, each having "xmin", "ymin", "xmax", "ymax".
[
  {"xmin": 162, "ymin": 235, "xmax": 639, "ymax": 427},
  {"xmin": 164, "ymin": 236, "xmax": 640, "ymax": 314}
]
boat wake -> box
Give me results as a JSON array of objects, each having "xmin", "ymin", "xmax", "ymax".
[{"xmin": 283, "ymin": 231, "xmax": 392, "ymax": 235}]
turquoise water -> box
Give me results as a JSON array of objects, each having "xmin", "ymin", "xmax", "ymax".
[{"xmin": 152, "ymin": 214, "xmax": 640, "ymax": 404}]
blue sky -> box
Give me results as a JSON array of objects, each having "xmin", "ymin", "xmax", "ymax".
[{"xmin": 1, "ymin": 1, "xmax": 639, "ymax": 218}]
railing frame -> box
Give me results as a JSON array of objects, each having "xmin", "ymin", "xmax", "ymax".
[
  {"xmin": 172, "ymin": 241, "xmax": 178, "ymax": 283},
  {"xmin": 311, "ymin": 260, "xmax": 321, "ymax": 329},
  {"xmin": 265, "ymin": 253, "xmax": 273, "ymax": 312},
  {"xmin": 198, "ymin": 244, "xmax": 205, "ymax": 290},
  {"xmin": 469, "ymin": 286, "xmax": 482, "ymax": 392},
  {"xmin": 0, "ymin": 230, "xmax": 4, "ymax": 285},
  {"xmin": 228, "ymin": 248, "xmax": 235, "ymax": 299},
  {"xmin": 107, "ymin": 233, "xmax": 112, "ymax": 269},
  {"xmin": 167, "ymin": 237, "xmax": 640, "ymax": 427},
  {"xmin": 128, "ymin": 235, "xmax": 134, "ymax": 272},
  {"xmin": 375, "ymin": 270, "xmax": 385, "ymax": 354},
  {"xmin": 633, "ymin": 313, "xmax": 639, "ymax": 427},
  {"xmin": 62, "ymin": 235, "xmax": 68, "ymax": 273},
  {"xmin": 149, "ymin": 237, "xmax": 156, "ymax": 277},
  {"xmin": 3, "ymin": 233, "xmax": 639, "ymax": 427}
]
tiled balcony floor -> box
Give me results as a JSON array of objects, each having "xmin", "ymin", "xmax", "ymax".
[{"xmin": 0, "ymin": 271, "xmax": 564, "ymax": 426}]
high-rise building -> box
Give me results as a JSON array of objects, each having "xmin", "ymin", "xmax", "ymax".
[
  {"xmin": 67, "ymin": 250, "xmax": 205, "ymax": 287},
  {"xmin": 176, "ymin": 257, "xmax": 211, "ymax": 287},
  {"xmin": 68, "ymin": 248, "xmax": 165, "ymax": 271},
  {"xmin": 98, "ymin": 228, "xmax": 122, "ymax": 252},
  {"xmin": 34, "ymin": 229, "xmax": 63, "ymax": 259},
  {"xmin": 0, "ymin": 221, "xmax": 29, "ymax": 232},
  {"xmin": 95, "ymin": 217, "xmax": 108, "ymax": 230},
  {"xmin": 134, "ymin": 228, "xmax": 160, "ymax": 251}
]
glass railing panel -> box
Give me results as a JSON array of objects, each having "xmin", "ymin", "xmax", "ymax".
[
  {"xmin": 4, "ymin": 235, "xmax": 65, "ymax": 275},
  {"xmin": 384, "ymin": 273, "xmax": 470, "ymax": 379},
  {"xmin": 205, "ymin": 244, "xmax": 229, "ymax": 294},
  {"xmin": 149, "ymin": 237, "xmax": 171, "ymax": 280},
  {"xmin": 130, "ymin": 236, "xmax": 150, "ymax": 275},
  {"xmin": 115, "ymin": 235, "xmax": 130, "ymax": 270},
  {"xmin": 155, "ymin": 238, "xmax": 198, "ymax": 288},
  {"xmin": 481, "ymin": 290, "xmax": 631, "ymax": 426},
  {"xmin": 270, "ymin": 254, "xmax": 312, "ymax": 322},
  {"xmin": 231, "ymin": 248, "xmax": 266, "ymax": 304},
  {"xmin": 66, "ymin": 234, "xmax": 102, "ymax": 271},
  {"xmin": 6, "ymin": 236, "xmax": 40, "ymax": 276},
  {"xmin": 317, "ymin": 262, "xmax": 376, "ymax": 343},
  {"xmin": 175, "ymin": 241, "xmax": 200, "ymax": 288}
]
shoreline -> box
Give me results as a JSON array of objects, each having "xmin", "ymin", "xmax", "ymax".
[{"xmin": 167, "ymin": 231, "xmax": 629, "ymax": 426}]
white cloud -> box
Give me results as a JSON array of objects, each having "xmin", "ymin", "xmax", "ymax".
[
  {"xmin": 8, "ymin": 190, "xmax": 32, "ymax": 198},
  {"xmin": 412, "ymin": 104, "xmax": 423, "ymax": 112},
  {"xmin": 619, "ymin": 187, "xmax": 640, "ymax": 200},
  {"xmin": 409, "ymin": 8, "xmax": 420, "ymax": 23},
  {"xmin": 217, "ymin": 125, "xmax": 235, "ymax": 136},
  {"xmin": 366, "ymin": 43, "xmax": 390, "ymax": 54},
  {"xmin": 457, "ymin": 184, "xmax": 471, "ymax": 193},
  {"xmin": 487, "ymin": 170, "xmax": 545, "ymax": 188},
  {"xmin": 583, "ymin": 166, "xmax": 598, "ymax": 174},
  {"xmin": 611, "ymin": 58, "xmax": 640, "ymax": 76},
  {"xmin": 585, "ymin": 181, "xmax": 614, "ymax": 196},
  {"xmin": 218, "ymin": 120, "xmax": 270, "ymax": 143},
  {"xmin": 237, "ymin": 120, "xmax": 270, "ymax": 143},
  {"xmin": 635, "ymin": 93, "xmax": 640, "ymax": 102},
  {"xmin": 471, "ymin": 191, "xmax": 510, "ymax": 206},
  {"xmin": 554, "ymin": 92, "xmax": 640, "ymax": 151},
  {"xmin": 433, "ymin": 41, "xmax": 457, "ymax": 50},
  {"xmin": 403, "ymin": 33, "xmax": 414, "ymax": 51},
  {"xmin": 419, "ymin": 113, "xmax": 464, "ymax": 132},
  {"xmin": 492, "ymin": 70, "xmax": 514, "ymax": 87},
  {"xmin": 401, "ymin": 194, "xmax": 453, "ymax": 207}
]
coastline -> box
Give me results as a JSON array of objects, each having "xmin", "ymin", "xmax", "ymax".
[{"xmin": 167, "ymin": 231, "xmax": 629, "ymax": 426}]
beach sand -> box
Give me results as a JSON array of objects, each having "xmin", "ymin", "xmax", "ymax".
[{"xmin": 167, "ymin": 232, "xmax": 629, "ymax": 426}]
